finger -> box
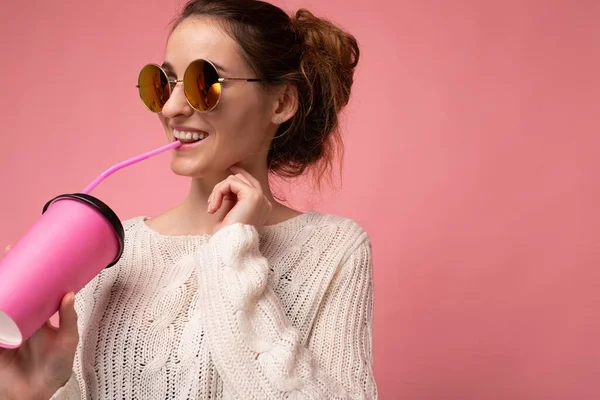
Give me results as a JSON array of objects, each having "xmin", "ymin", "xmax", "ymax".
[
  {"xmin": 208, "ymin": 176, "xmax": 251, "ymax": 214},
  {"xmin": 209, "ymin": 176, "xmax": 246, "ymax": 214},
  {"xmin": 233, "ymin": 173, "xmax": 253, "ymax": 188},
  {"xmin": 4, "ymin": 244, "xmax": 11, "ymax": 253},
  {"xmin": 57, "ymin": 293, "xmax": 78, "ymax": 345},
  {"xmin": 229, "ymin": 166, "xmax": 261, "ymax": 190}
]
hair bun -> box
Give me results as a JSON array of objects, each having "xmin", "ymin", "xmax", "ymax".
[{"xmin": 291, "ymin": 9, "xmax": 359, "ymax": 108}]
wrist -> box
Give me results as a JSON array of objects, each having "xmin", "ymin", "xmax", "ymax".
[{"xmin": 37, "ymin": 374, "xmax": 71, "ymax": 400}]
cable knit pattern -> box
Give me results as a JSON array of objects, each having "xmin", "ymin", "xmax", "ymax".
[{"xmin": 50, "ymin": 211, "xmax": 377, "ymax": 399}]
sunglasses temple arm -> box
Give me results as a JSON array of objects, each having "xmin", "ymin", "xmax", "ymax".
[
  {"xmin": 81, "ymin": 140, "xmax": 182, "ymax": 194},
  {"xmin": 219, "ymin": 78, "xmax": 262, "ymax": 82}
]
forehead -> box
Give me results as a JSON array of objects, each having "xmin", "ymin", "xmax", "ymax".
[{"xmin": 164, "ymin": 17, "xmax": 242, "ymax": 74}]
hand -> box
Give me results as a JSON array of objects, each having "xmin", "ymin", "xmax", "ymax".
[
  {"xmin": 0, "ymin": 245, "xmax": 79, "ymax": 400},
  {"xmin": 207, "ymin": 166, "xmax": 272, "ymax": 233}
]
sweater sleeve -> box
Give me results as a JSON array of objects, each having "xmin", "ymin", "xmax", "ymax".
[
  {"xmin": 195, "ymin": 223, "xmax": 377, "ymax": 399},
  {"xmin": 49, "ymin": 268, "xmax": 99, "ymax": 400}
]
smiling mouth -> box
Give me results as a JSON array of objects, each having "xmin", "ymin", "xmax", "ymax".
[{"xmin": 172, "ymin": 129, "xmax": 209, "ymax": 144}]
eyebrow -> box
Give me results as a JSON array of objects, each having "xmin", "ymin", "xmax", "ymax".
[{"xmin": 161, "ymin": 60, "xmax": 228, "ymax": 75}]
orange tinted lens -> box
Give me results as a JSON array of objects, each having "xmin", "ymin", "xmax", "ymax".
[
  {"xmin": 138, "ymin": 64, "xmax": 170, "ymax": 112},
  {"xmin": 184, "ymin": 59, "xmax": 221, "ymax": 111}
]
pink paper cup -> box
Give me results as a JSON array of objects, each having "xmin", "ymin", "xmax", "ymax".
[{"xmin": 0, "ymin": 193, "xmax": 124, "ymax": 349}]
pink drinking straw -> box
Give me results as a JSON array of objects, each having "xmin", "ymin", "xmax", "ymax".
[{"xmin": 81, "ymin": 140, "xmax": 181, "ymax": 194}]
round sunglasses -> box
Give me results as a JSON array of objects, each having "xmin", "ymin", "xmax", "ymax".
[{"xmin": 136, "ymin": 59, "xmax": 262, "ymax": 113}]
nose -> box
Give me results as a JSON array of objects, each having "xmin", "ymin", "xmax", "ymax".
[{"xmin": 160, "ymin": 81, "xmax": 194, "ymax": 119}]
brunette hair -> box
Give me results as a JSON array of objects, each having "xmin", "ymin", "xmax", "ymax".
[{"xmin": 172, "ymin": 0, "xmax": 359, "ymax": 185}]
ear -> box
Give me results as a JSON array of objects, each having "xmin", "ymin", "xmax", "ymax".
[{"xmin": 271, "ymin": 83, "xmax": 298, "ymax": 125}]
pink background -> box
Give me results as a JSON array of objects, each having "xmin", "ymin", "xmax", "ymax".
[{"xmin": 1, "ymin": 0, "xmax": 599, "ymax": 398}]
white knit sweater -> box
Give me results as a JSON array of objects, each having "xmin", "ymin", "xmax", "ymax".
[{"xmin": 50, "ymin": 211, "xmax": 377, "ymax": 399}]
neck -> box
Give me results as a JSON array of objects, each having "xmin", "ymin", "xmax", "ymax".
[{"xmin": 175, "ymin": 165, "xmax": 282, "ymax": 234}]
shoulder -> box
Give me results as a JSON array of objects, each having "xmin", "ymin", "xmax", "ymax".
[
  {"xmin": 307, "ymin": 210, "xmax": 369, "ymax": 239},
  {"xmin": 112, "ymin": 216, "xmax": 152, "ymax": 246},
  {"xmin": 120, "ymin": 215, "xmax": 148, "ymax": 234},
  {"xmin": 300, "ymin": 212, "xmax": 373, "ymax": 280},
  {"xmin": 280, "ymin": 210, "xmax": 371, "ymax": 259}
]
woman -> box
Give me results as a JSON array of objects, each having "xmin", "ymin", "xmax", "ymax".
[{"xmin": 0, "ymin": 0, "xmax": 377, "ymax": 398}]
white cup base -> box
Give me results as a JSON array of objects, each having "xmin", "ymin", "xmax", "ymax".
[{"xmin": 0, "ymin": 311, "xmax": 22, "ymax": 349}]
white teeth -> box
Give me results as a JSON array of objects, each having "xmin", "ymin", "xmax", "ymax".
[{"xmin": 172, "ymin": 129, "xmax": 208, "ymax": 141}]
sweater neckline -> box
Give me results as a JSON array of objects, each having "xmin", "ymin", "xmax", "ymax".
[{"xmin": 136, "ymin": 210, "xmax": 318, "ymax": 241}]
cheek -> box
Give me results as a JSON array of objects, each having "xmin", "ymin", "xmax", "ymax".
[
  {"xmin": 158, "ymin": 114, "xmax": 168, "ymax": 128},
  {"xmin": 213, "ymin": 89, "xmax": 271, "ymax": 143},
  {"xmin": 158, "ymin": 115, "xmax": 172, "ymax": 138}
]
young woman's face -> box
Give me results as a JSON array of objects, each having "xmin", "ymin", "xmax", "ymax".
[{"xmin": 158, "ymin": 17, "xmax": 278, "ymax": 178}]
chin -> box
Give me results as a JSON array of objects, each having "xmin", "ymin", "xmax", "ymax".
[
  {"xmin": 169, "ymin": 158, "xmax": 225, "ymax": 179},
  {"xmin": 170, "ymin": 169, "xmax": 197, "ymax": 178},
  {"xmin": 170, "ymin": 159, "xmax": 201, "ymax": 177}
]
